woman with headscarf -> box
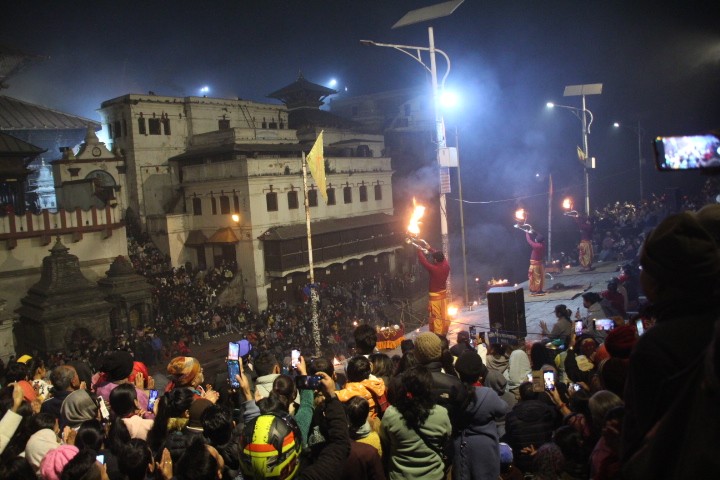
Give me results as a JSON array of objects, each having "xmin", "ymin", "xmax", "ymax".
[
  {"xmin": 505, "ymin": 346, "xmax": 531, "ymax": 401},
  {"xmin": 60, "ymin": 389, "xmax": 98, "ymax": 430},
  {"xmin": 165, "ymin": 357, "xmax": 218, "ymax": 403}
]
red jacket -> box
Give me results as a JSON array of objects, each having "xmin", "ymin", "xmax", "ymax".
[
  {"xmin": 417, "ymin": 248, "xmax": 450, "ymax": 293},
  {"xmin": 526, "ymin": 233, "xmax": 545, "ymax": 262}
]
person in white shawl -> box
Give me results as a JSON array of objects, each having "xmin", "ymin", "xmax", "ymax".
[{"xmin": 504, "ymin": 347, "xmax": 531, "ymax": 400}]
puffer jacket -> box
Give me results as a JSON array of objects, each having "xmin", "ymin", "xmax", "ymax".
[
  {"xmin": 502, "ymin": 400, "xmax": 558, "ymax": 472},
  {"xmin": 336, "ymin": 379, "xmax": 386, "ymax": 418}
]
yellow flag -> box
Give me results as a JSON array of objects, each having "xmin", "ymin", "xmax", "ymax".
[
  {"xmin": 307, "ymin": 131, "xmax": 327, "ymax": 204},
  {"xmin": 576, "ymin": 146, "xmax": 586, "ymax": 164}
]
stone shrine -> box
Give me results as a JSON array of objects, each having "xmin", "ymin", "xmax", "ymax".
[{"xmin": 15, "ymin": 237, "xmax": 112, "ymax": 354}]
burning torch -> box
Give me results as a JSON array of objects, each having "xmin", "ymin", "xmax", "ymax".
[
  {"xmin": 513, "ymin": 208, "xmax": 534, "ymax": 233},
  {"xmin": 406, "ymin": 198, "xmax": 431, "ymax": 253},
  {"xmin": 562, "ymin": 198, "xmax": 579, "ymax": 217}
]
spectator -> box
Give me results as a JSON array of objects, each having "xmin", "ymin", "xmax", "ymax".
[
  {"xmin": 540, "ymin": 305, "xmax": 574, "ymax": 346},
  {"xmin": 253, "ymin": 353, "xmax": 281, "ymax": 401},
  {"xmin": 335, "ymin": 356, "xmax": 386, "ymax": 419},
  {"xmin": 502, "ymin": 382, "xmax": 558, "ymax": 473},
  {"xmin": 412, "ymin": 332, "xmax": 467, "ymax": 430},
  {"xmin": 41, "ymin": 366, "xmax": 80, "ymax": 423},
  {"xmin": 449, "ymin": 331, "xmax": 474, "ymax": 358},
  {"xmin": 368, "ymin": 353, "xmax": 393, "ymax": 389},
  {"xmin": 354, "ymin": 324, "xmax": 378, "ymax": 357},
  {"xmin": 345, "ymin": 395, "xmax": 382, "ymax": 457},
  {"xmin": 380, "ymin": 366, "xmax": 451, "ymax": 480},
  {"xmin": 453, "ymin": 351, "xmax": 509, "ymax": 480},
  {"xmin": 109, "ymin": 383, "xmax": 154, "ymax": 441},
  {"xmin": 95, "ymin": 351, "xmax": 152, "ymax": 419},
  {"xmin": 60, "ymin": 389, "xmax": 98, "ymax": 430},
  {"xmin": 622, "ymin": 212, "xmax": 720, "ymax": 459}
]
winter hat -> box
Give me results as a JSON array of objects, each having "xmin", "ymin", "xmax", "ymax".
[
  {"xmin": 61, "ymin": 389, "xmax": 99, "ymax": 428},
  {"xmin": 604, "ymin": 325, "xmax": 637, "ymax": 359},
  {"xmin": 640, "ymin": 212, "xmax": 720, "ymax": 290},
  {"xmin": 25, "ymin": 429, "xmax": 61, "ymax": 472},
  {"xmin": 100, "ymin": 351, "xmax": 134, "ymax": 382},
  {"xmin": 167, "ymin": 356, "xmax": 202, "ymax": 387},
  {"xmin": 454, "ymin": 351, "xmax": 488, "ymax": 381},
  {"xmin": 414, "ymin": 332, "xmax": 443, "ymax": 364},
  {"xmin": 39, "ymin": 444, "xmax": 79, "ymax": 480},
  {"xmin": 499, "ymin": 442, "xmax": 514, "ymax": 464},
  {"xmin": 187, "ymin": 398, "xmax": 213, "ymax": 430}
]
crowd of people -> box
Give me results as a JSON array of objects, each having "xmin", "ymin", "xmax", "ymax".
[
  {"xmin": 1, "ymin": 186, "xmax": 720, "ymax": 479},
  {"xmin": 3, "ymin": 202, "xmax": 720, "ymax": 479}
]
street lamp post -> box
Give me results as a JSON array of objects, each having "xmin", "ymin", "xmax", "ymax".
[
  {"xmin": 454, "ymin": 127, "xmax": 469, "ymax": 306},
  {"xmin": 361, "ymin": 0, "xmax": 464, "ymax": 300},
  {"xmin": 547, "ymin": 83, "xmax": 603, "ymax": 216},
  {"xmin": 613, "ymin": 121, "xmax": 645, "ymax": 201}
]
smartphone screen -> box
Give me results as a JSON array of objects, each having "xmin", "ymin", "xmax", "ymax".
[
  {"xmin": 295, "ymin": 375, "xmax": 321, "ymax": 390},
  {"xmin": 543, "ymin": 371, "xmax": 555, "ymax": 390},
  {"xmin": 575, "ymin": 320, "xmax": 583, "ymax": 335},
  {"xmin": 98, "ymin": 396, "xmax": 110, "ymax": 421},
  {"xmin": 228, "ymin": 360, "xmax": 240, "ymax": 388},
  {"xmin": 527, "ymin": 373, "xmax": 533, "ymax": 382},
  {"xmin": 147, "ymin": 389, "xmax": 159, "ymax": 411},
  {"xmin": 654, "ymin": 134, "xmax": 720, "ymax": 171},
  {"xmin": 228, "ymin": 342, "xmax": 240, "ymax": 361},
  {"xmin": 96, "ymin": 454, "xmax": 105, "ymax": 465},
  {"xmin": 636, "ymin": 319, "xmax": 645, "ymax": 336},
  {"xmin": 291, "ymin": 349, "xmax": 301, "ymax": 368}
]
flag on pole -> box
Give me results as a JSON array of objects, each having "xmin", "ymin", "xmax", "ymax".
[
  {"xmin": 307, "ymin": 131, "xmax": 327, "ymax": 204},
  {"xmin": 576, "ymin": 146, "xmax": 586, "ymax": 164}
]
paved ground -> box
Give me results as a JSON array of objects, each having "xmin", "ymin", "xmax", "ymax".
[
  {"xmin": 403, "ymin": 261, "xmax": 622, "ymax": 348},
  {"xmin": 164, "ymin": 261, "xmax": 621, "ymax": 378}
]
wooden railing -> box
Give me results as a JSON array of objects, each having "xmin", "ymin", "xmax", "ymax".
[{"xmin": 0, "ymin": 205, "xmax": 124, "ymax": 248}]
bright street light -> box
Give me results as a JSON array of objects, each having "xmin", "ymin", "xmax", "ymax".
[{"xmin": 361, "ymin": 0, "xmax": 465, "ymax": 300}]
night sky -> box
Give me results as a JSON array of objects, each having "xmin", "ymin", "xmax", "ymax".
[{"xmin": 3, "ymin": 0, "xmax": 719, "ymax": 285}]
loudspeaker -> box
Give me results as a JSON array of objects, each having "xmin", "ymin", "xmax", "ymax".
[{"xmin": 487, "ymin": 286, "xmax": 527, "ymax": 337}]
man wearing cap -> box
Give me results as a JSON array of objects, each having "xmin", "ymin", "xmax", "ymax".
[
  {"xmin": 622, "ymin": 212, "xmax": 720, "ymax": 460},
  {"xmin": 417, "ymin": 247, "xmax": 451, "ymax": 335},
  {"xmin": 414, "ymin": 332, "xmax": 467, "ymax": 430}
]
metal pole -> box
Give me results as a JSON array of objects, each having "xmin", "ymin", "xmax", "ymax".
[
  {"xmin": 302, "ymin": 152, "xmax": 321, "ymax": 357},
  {"xmin": 582, "ymin": 95, "xmax": 590, "ymax": 216},
  {"xmin": 455, "ymin": 127, "xmax": 468, "ymax": 306},
  {"xmin": 637, "ymin": 120, "xmax": 644, "ymax": 202},
  {"xmin": 547, "ymin": 174, "xmax": 553, "ymax": 265},
  {"xmin": 428, "ymin": 26, "xmax": 451, "ymax": 300}
]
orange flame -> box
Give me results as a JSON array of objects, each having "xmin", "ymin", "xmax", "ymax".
[
  {"xmin": 562, "ymin": 198, "xmax": 573, "ymax": 210},
  {"xmin": 408, "ymin": 198, "xmax": 425, "ymax": 235},
  {"xmin": 514, "ymin": 208, "xmax": 526, "ymax": 222}
]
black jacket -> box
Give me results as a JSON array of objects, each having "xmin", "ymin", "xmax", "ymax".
[
  {"xmin": 425, "ymin": 361, "xmax": 468, "ymax": 431},
  {"xmin": 502, "ymin": 400, "xmax": 558, "ymax": 472},
  {"xmin": 300, "ymin": 395, "xmax": 350, "ymax": 480}
]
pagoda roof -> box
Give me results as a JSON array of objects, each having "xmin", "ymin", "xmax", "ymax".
[
  {"xmin": 0, "ymin": 131, "xmax": 45, "ymax": 156},
  {"xmin": 0, "ymin": 95, "xmax": 101, "ymax": 131},
  {"xmin": 267, "ymin": 73, "xmax": 337, "ymax": 110}
]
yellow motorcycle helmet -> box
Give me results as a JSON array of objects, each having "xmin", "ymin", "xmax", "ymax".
[{"xmin": 240, "ymin": 412, "xmax": 302, "ymax": 479}]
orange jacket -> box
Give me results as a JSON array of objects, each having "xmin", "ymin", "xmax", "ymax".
[{"xmin": 336, "ymin": 379, "xmax": 386, "ymax": 418}]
